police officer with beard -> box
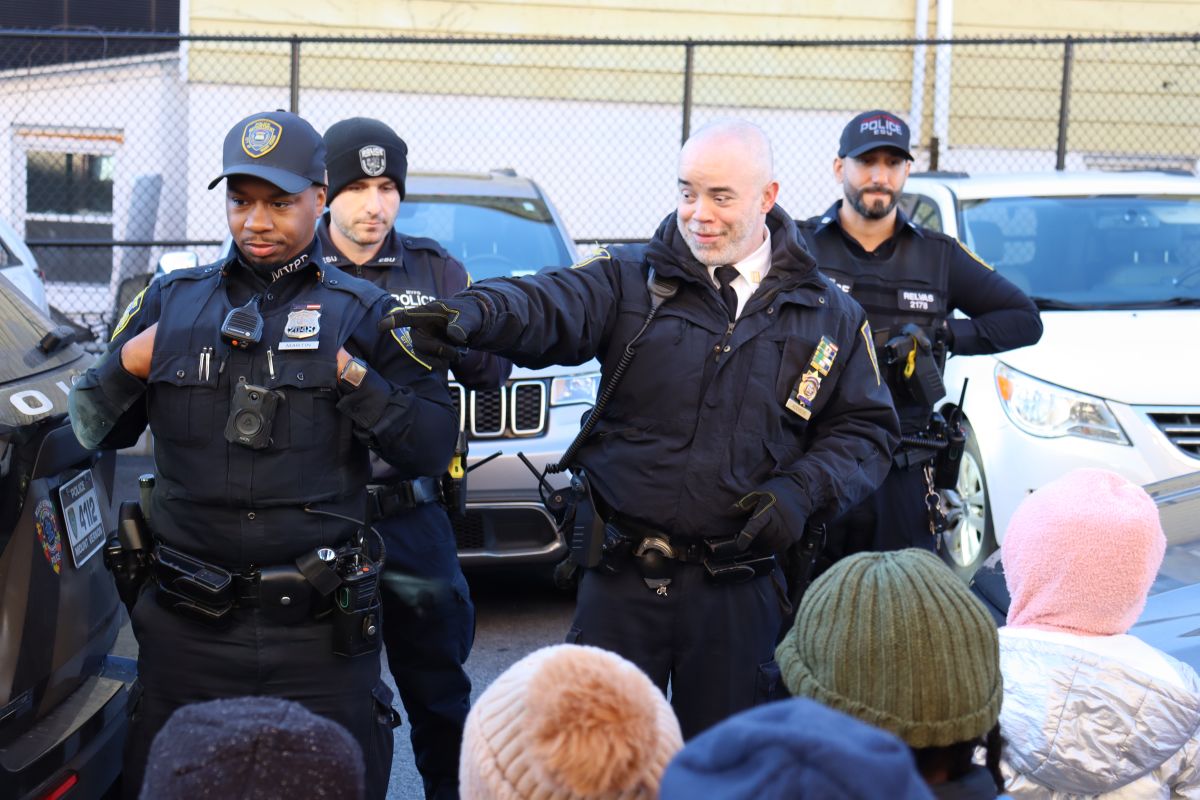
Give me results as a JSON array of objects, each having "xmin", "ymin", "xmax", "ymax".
[
  {"xmin": 69, "ymin": 111, "xmax": 458, "ymax": 799},
  {"xmin": 317, "ymin": 117, "xmax": 511, "ymax": 800},
  {"xmin": 798, "ymin": 110, "xmax": 1042, "ymax": 558},
  {"xmin": 379, "ymin": 120, "xmax": 899, "ymax": 739}
]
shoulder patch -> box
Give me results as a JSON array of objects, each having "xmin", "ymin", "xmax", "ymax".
[
  {"xmin": 571, "ymin": 246, "xmax": 611, "ymax": 269},
  {"xmin": 861, "ymin": 320, "xmax": 881, "ymax": 385},
  {"xmin": 385, "ymin": 309, "xmax": 433, "ymax": 371},
  {"xmin": 957, "ymin": 240, "xmax": 994, "ymax": 271},
  {"xmin": 110, "ymin": 286, "xmax": 148, "ymax": 341}
]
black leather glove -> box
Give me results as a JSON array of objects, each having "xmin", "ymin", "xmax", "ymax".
[
  {"xmin": 733, "ymin": 489, "xmax": 798, "ymax": 556},
  {"xmin": 378, "ymin": 298, "xmax": 484, "ymax": 372}
]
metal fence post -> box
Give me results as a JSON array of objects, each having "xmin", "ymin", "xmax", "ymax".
[
  {"xmin": 1056, "ymin": 36, "xmax": 1075, "ymax": 171},
  {"xmin": 681, "ymin": 40, "xmax": 695, "ymax": 146},
  {"xmin": 289, "ymin": 35, "xmax": 301, "ymax": 114}
]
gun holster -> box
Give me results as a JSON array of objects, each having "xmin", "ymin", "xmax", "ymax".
[
  {"xmin": 102, "ymin": 500, "xmax": 154, "ymax": 614},
  {"xmin": 557, "ymin": 470, "xmax": 606, "ymax": 569},
  {"xmin": 884, "ymin": 324, "xmax": 946, "ymax": 408}
]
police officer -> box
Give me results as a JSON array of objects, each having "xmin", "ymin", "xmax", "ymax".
[
  {"xmin": 798, "ymin": 110, "xmax": 1043, "ymax": 557},
  {"xmin": 68, "ymin": 110, "xmax": 459, "ymax": 799},
  {"xmin": 318, "ymin": 117, "xmax": 511, "ymax": 800},
  {"xmin": 380, "ymin": 120, "xmax": 900, "ymax": 739}
]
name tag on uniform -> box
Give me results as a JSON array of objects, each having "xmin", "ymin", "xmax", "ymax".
[
  {"xmin": 278, "ymin": 340, "xmax": 319, "ymax": 350},
  {"xmin": 786, "ymin": 336, "xmax": 838, "ymax": 420},
  {"xmin": 897, "ymin": 289, "xmax": 942, "ymax": 312}
]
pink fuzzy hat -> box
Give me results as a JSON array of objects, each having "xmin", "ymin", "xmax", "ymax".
[
  {"xmin": 1002, "ymin": 468, "xmax": 1165, "ymax": 635},
  {"xmin": 459, "ymin": 644, "xmax": 683, "ymax": 800}
]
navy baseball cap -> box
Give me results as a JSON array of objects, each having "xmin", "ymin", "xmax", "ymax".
[
  {"xmin": 838, "ymin": 110, "xmax": 913, "ymax": 160},
  {"xmin": 208, "ymin": 110, "xmax": 327, "ymax": 194}
]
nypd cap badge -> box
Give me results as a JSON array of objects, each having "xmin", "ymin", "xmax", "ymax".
[
  {"xmin": 242, "ymin": 119, "xmax": 283, "ymax": 159},
  {"xmin": 359, "ymin": 145, "xmax": 386, "ymax": 177}
]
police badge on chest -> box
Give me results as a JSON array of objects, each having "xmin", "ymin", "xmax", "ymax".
[
  {"xmin": 786, "ymin": 336, "xmax": 839, "ymax": 421},
  {"xmin": 278, "ymin": 304, "xmax": 320, "ymax": 350}
]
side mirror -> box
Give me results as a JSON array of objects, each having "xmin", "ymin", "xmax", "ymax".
[{"xmin": 156, "ymin": 251, "xmax": 199, "ymax": 277}]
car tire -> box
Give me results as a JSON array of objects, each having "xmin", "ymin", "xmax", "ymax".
[{"xmin": 939, "ymin": 420, "xmax": 997, "ymax": 579}]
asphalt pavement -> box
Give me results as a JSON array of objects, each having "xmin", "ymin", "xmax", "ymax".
[{"xmin": 114, "ymin": 453, "xmax": 576, "ymax": 799}]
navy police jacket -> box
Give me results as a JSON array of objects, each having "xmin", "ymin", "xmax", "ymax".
[
  {"xmin": 459, "ymin": 206, "xmax": 900, "ymax": 543},
  {"xmin": 316, "ymin": 218, "xmax": 512, "ymax": 392},
  {"xmin": 69, "ymin": 240, "xmax": 458, "ymax": 569},
  {"xmin": 799, "ymin": 202, "xmax": 1042, "ymax": 432}
]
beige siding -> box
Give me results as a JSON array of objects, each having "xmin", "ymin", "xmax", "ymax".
[{"xmin": 186, "ymin": 0, "xmax": 1200, "ymax": 158}]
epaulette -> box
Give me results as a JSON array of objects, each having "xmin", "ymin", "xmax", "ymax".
[
  {"xmin": 321, "ymin": 264, "xmax": 392, "ymax": 308},
  {"xmin": 398, "ymin": 235, "xmax": 452, "ymax": 259}
]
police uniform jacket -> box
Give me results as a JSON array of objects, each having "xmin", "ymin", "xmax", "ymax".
[
  {"xmin": 69, "ymin": 239, "xmax": 458, "ymax": 569},
  {"xmin": 317, "ymin": 220, "xmax": 512, "ymax": 484},
  {"xmin": 799, "ymin": 201, "xmax": 1043, "ymax": 431},
  {"xmin": 458, "ymin": 206, "xmax": 900, "ymax": 543}
]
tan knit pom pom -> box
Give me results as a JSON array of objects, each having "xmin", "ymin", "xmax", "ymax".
[{"xmin": 525, "ymin": 647, "xmax": 662, "ymax": 795}]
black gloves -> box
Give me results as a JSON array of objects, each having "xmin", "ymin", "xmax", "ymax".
[
  {"xmin": 734, "ymin": 489, "xmax": 799, "ymax": 555},
  {"xmin": 378, "ymin": 298, "xmax": 485, "ymax": 372}
]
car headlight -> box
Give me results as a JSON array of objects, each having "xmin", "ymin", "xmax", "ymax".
[
  {"xmin": 995, "ymin": 363, "xmax": 1129, "ymax": 444},
  {"xmin": 550, "ymin": 373, "xmax": 601, "ymax": 406}
]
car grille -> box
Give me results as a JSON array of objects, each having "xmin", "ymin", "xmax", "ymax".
[
  {"xmin": 448, "ymin": 379, "xmax": 547, "ymax": 439},
  {"xmin": 1147, "ymin": 409, "xmax": 1200, "ymax": 459}
]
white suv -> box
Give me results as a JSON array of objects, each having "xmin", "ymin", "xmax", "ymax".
[{"xmin": 900, "ymin": 171, "xmax": 1200, "ymax": 572}]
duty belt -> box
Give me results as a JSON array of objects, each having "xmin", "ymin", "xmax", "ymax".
[
  {"xmin": 152, "ymin": 542, "xmax": 340, "ymax": 626},
  {"xmin": 367, "ymin": 476, "xmax": 443, "ymax": 520},
  {"xmin": 607, "ymin": 514, "xmax": 776, "ymax": 595}
]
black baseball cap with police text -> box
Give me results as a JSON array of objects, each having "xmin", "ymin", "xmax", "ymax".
[
  {"xmin": 208, "ymin": 110, "xmax": 327, "ymax": 194},
  {"xmin": 838, "ymin": 110, "xmax": 913, "ymax": 161}
]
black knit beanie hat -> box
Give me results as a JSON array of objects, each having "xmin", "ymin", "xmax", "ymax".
[
  {"xmin": 323, "ymin": 117, "xmax": 409, "ymax": 202},
  {"xmin": 139, "ymin": 696, "xmax": 365, "ymax": 799},
  {"xmin": 776, "ymin": 549, "xmax": 1002, "ymax": 749}
]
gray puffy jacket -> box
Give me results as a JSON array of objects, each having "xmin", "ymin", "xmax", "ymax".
[{"xmin": 1000, "ymin": 628, "xmax": 1200, "ymax": 798}]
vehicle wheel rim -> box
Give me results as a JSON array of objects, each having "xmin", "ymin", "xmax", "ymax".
[{"xmin": 940, "ymin": 452, "xmax": 987, "ymax": 567}]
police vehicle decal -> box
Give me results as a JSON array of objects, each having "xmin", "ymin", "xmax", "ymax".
[
  {"xmin": 35, "ymin": 498, "xmax": 63, "ymax": 575},
  {"xmin": 571, "ymin": 247, "xmax": 611, "ymax": 269},
  {"xmin": 110, "ymin": 286, "xmax": 148, "ymax": 341},
  {"xmin": 242, "ymin": 118, "xmax": 283, "ymax": 158}
]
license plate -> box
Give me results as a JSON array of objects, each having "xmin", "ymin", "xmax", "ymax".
[{"xmin": 59, "ymin": 469, "xmax": 106, "ymax": 568}]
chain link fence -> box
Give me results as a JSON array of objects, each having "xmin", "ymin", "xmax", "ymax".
[{"xmin": 1, "ymin": 30, "xmax": 1197, "ymax": 339}]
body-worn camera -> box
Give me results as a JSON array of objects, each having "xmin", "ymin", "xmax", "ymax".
[{"xmin": 224, "ymin": 382, "xmax": 281, "ymax": 450}]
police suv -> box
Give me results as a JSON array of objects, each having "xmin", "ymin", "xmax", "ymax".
[{"xmin": 901, "ymin": 171, "xmax": 1200, "ymax": 574}]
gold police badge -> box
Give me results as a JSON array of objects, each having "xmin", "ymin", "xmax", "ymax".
[{"xmin": 242, "ymin": 119, "xmax": 283, "ymax": 158}]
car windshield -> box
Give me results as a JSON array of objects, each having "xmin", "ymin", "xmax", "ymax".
[
  {"xmin": 960, "ymin": 194, "xmax": 1200, "ymax": 310},
  {"xmin": 396, "ymin": 195, "xmax": 574, "ymax": 279}
]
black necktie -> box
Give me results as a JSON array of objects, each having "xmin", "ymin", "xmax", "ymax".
[{"xmin": 715, "ymin": 266, "xmax": 740, "ymax": 321}]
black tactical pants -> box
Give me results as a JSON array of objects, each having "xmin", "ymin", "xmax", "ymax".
[
  {"xmin": 123, "ymin": 585, "xmax": 396, "ymax": 799},
  {"xmin": 377, "ymin": 502, "xmax": 474, "ymax": 800},
  {"xmin": 567, "ymin": 560, "xmax": 785, "ymax": 740}
]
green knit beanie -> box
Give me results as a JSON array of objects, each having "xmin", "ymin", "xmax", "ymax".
[{"xmin": 775, "ymin": 549, "xmax": 1001, "ymax": 749}]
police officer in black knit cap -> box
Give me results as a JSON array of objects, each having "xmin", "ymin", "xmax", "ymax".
[
  {"xmin": 69, "ymin": 110, "xmax": 458, "ymax": 799},
  {"xmin": 798, "ymin": 110, "xmax": 1042, "ymax": 560},
  {"xmin": 319, "ymin": 117, "xmax": 511, "ymax": 800}
]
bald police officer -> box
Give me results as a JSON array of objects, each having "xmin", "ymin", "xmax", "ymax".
[
  {"xmin": 69, "ymin": 110, "xmax": 458, "ymax": 798},
  {"xmin": 318, "ymin": 117, "xmax": 511, "ymax": 800},
  {"xmin": 380, "ymin": 120, "xmax": 899, "ymax": 739}
]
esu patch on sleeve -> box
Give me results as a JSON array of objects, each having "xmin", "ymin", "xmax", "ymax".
[{"xmin": 387, "ymin": 316, "xmax": 433, "ymax": 371}]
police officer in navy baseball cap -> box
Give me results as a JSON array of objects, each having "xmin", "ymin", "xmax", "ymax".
[
  {"xmin": 209, "ymin": 109, "xmax": 327, "ymax": 194},
  {"xmin": 69, "ymin": 106, "xmax": 460, "ymax": 799},
  {"xmin": 837, "ymin": 109, "xmax": 914, "ymax": 161},
  {"xmin": 797, "ymin": 110, "xmax": 1042, "ymax": 563}
]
